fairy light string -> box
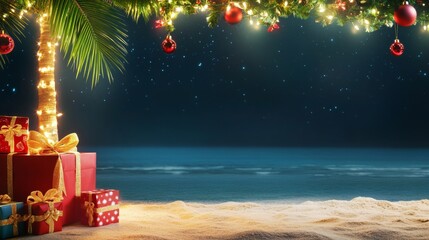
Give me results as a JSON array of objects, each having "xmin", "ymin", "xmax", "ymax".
[{"xmin": 36, "ymin": 13, "xmax": 61, "ymax": 144}]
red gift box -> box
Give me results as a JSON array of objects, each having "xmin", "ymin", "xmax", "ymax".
[
  {"xmin": 27, "ymin": 201, "xmax": 63, "ymax": 235},
  {"xmin": 0, "ymin": 116, "xmax": 29, "ymax": 153},
  {"xmin": 81, "ymin": 189, "xmax": 120, "ymax": 227},
  {"xmin": 0, "ymin": 153, "xmax": 96, "ymax": 225}
]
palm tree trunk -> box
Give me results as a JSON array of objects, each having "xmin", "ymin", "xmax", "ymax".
[{"xmin": 36, "ymin": 14, "xmax": 59, "ymax": 144}]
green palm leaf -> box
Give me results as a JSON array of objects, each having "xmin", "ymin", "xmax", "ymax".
[
  {"xmin": 0, "ymin": 0, "xmax": 29, "ymax": 69},
  {"xmin": 109, "ymin": 0, "xmax": 157, "ymax": 22},
  {"xmin": 0, "ymin": 55, "xmax": 5, "ymax": 69},
  {"xmin": 50, "ymin": 0, "xmax": 128, "ymax": 87},
  {"xmin": 0, "ymin": 0, "xmax": 28, "ymax": 38}
]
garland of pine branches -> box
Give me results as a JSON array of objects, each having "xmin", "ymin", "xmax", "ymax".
[{"xmin": 112, "ymin": 0, "xmax": 429, "ymax": 33}]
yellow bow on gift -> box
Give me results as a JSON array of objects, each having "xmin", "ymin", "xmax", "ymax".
[
  {"xmin": 27, "ymin": 189, "xmax": 63, "ymax": 204},
  {"xmin": 28, "ymin": 131, "xmax": 79, "ymax": 196},
  {"xmin": 28, "ymin": 130, "xmax": 78, "ymax": 154},
  {"xmin": 0, "ymin": 213, "xmax": 21, "ymax": 236},
  {"xmin": 0, "ymin": 116, "xmax": 28, "ymax": 152},
  {"xmin": 84, "ymin": 201, "xmax": 95, "ymax": 226},
  {"xmin": 0, "ymin": 194, "xmax": 12, "ymax": 204},
  {"xmin": 26, "ymin": 189, "xmax": 63, "ymax": 234}
]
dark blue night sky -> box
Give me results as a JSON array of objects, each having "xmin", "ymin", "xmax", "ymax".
[{"xmin": 1, "ymin": 14, "xmax": 429, "ymax": 147}]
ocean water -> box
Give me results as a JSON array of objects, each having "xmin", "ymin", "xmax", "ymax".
[{"xmin": 85, "ymin": 147, "xmax": 429, "ymax": 202}]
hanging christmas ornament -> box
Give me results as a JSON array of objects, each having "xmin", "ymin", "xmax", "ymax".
[
  {"xmin": 162, "ymin": 34, "xmax": 176, "ymax": 54},
  {"xmin": 390, "ymin": 39, "xmax": 404, "ymax": 56},
  {"xmin": 224, "ymin": 5, "xmax": 243, "ymax": 24},
  {"xmin": 268, "ymin": 23, "xmax": 280, "ymax": 32},
  {"xmin": 155, "ymin": 20, "xmax": 164, "ymax": 29},
  {"xmin": 0, "ymin": 31, "xmax": 15, "ymax": 55},
  {"xmin": 196, "ymin": 0, "xmax": 201, "ymax": 4},
  {"xmin": 335, "ymin": 0, "xmax": 347, "ymax": 11},
  {"xmin": 394, "ymin": 2, "xmax": 417, "ymax": 27}
]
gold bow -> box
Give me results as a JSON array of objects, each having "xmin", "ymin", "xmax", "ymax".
[
  {"xmin": 84, "ymin": 201, "xmax": 95, "ymax": 226},
  {"xmin": 0, "ymin": 116, "xmax": 28, "ymax": 152},
  {"xmin": 27, "ymin": 189, "xmax": 62, "ymax": 204},
  {"xmin": 28, "ymin": 131, "xmax": 80, "ymax": 196},
  {"xmin": 28, "ymin": 130, "xmax": 78, "ymax": 154},
  {"xmin": 0, "ymin": 194, "xmax": 11, "ymax": 204},
  {"xmin": 27, "ymin": 215, "xmax": 35, "ymax": 233},
  {"xmin": 8, "ymin": 213, "xmax": 19, "ymax": 234}
]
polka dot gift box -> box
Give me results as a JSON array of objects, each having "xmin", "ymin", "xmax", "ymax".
[{"xmin": 80, "ymin": 189, "xmax": 119, "ymax": 227}]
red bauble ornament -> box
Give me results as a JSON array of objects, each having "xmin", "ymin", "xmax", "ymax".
[
  {"xmin": 162, "ymin": 35, "xmax": 176, "ymax": 54},
  {"xmin": 268, "ymin": 23, "xmax": 280, "ymax": 32},
  {"xmin": 155, "ymin": 20, "xmax": 164, "ymax": 29},
  {"xmin": 390, "ymin": 39, "xmax": 404, "ymax": 56},
  {"xmin": 0, "ymin": 32, "xmax": 15, "ymax": 55},
  {"xmin": 394, "ymin": 2, "xmax": 417, "ymax": 27},
  {"xmin": 224, "ymin": 6, "xmax": 243, "ymax": 24}
]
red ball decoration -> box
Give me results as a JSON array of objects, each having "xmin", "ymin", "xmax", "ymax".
[
  {"xmin": 162, "ymin": 35, "xmax": 176, "ymax": 54},
  {"xmin": 224, "ymin": 6, "xmax": 243, "ymax": 24},
  {"xmin": 268, "ymin": 23, "xmax": 280, "ymax": 32},
  {"xmin": 394, "ymin": 2, "xmax": 417, "ymax": 27},
  {"xmin": 390, "ymin": 39, "xmax": 404, "ymax": 56},
  {"xmin": 0, "ymin": 32, "xmax": 15, "ymax": 55}
]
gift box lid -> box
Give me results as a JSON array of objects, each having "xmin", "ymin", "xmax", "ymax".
[{"xmin": 28, "ymin": 202, "xmax": 63, "ymax": 216}]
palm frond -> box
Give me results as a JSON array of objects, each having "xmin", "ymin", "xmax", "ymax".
[
  {"xmin": 0, "ymin": 0, "xmax": 29, "ymax": 69},
  {"xmin": 30, "ymin": 0, "xmax": 51, "ymax": 14},
  {"xmin": 109, "ymin": 0, "xmax": 157, "ymax": 22},
  {"xmin": 50, "ymin": 0, "xmax": 128, "ymax": 87},
  {"xmin": 0, "ymin": 55, "xmax": 6, "ymax": 69},
  {"xmin": 0, "ymin": 0, "xmax": 28, "ymax": 39}
]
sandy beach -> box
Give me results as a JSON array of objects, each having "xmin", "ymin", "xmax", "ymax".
[{"xmin": 23, "ymin": 197, "xmax": 429, "ymax": 240}]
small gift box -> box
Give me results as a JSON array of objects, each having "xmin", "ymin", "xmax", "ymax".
[
  {"xmin": 0, "ymin": 194, "xmax": 26, "ymax": 239},
  {"xmin": 0, "ymin": 116, "xmax": 29, "ymax": 153},
  {"xmin": 81, "ymin": 189, "xmax": 120, "ymax": 227},
  {"xmin": 26, "ymin": 189, "xmax": 63, "ymax": 235}
]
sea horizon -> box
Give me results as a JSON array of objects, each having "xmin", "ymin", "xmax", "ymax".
[{"xmin": 83, "ymin": 147, "xmax": 429, "ymax": 202}]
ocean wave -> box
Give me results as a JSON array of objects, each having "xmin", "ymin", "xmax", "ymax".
[
  {"xmin": 256, "ymin": 171, "xmax": 279, "ymax": 175},
  {"xmin": 324, "ymin": 166, "xmax": 429, "ymax": 178},
  {"xmin": 119, "ymin": 166, "xmax": 225, "ymax": 171},
  {"xmin": 98, "ymin": 165, "xmax": 279, "ymax": 175},
  {"xmin": 326, "ymin": 166, "xmax": 423, "ymax": 172},
  {"xmin": 97, "ymin": 165, "xmax": 429, "ymax": 177},
  {"xmin": 236, "ymin": 168, "xmax": 273, "ymax": 171}
]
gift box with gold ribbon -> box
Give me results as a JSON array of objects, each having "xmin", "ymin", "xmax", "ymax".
[
  {"xmin": 0, "ymin": 194, "xmax": 27, "ymax": 239},
  {"xmin": 0, "ymin": 131, "xmax": 96, "ymax": 225},
  {"xmin": 81, "ymin": 189, "xmax": 120, "ymax": 227},
  {"xmin": 0, "ymin": 116, "xmax": 29, "ymax": 154},
  {"xmin": 26, "ymin": 189, "xmax": 63, "ymax": 235}
]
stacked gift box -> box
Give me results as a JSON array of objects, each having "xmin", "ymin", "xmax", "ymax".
[
  {"xmin": 0, "ymin": 195, "xmax": 26, "ymax": 239},
  {"xmin": 0, "ymin": 115, "xmax": 120, "ymax": 238}
]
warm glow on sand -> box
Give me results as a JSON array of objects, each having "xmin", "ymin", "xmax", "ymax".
[{"xmin": 36, "ymin": 197, "xmax": 429, "ymax": 240}]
